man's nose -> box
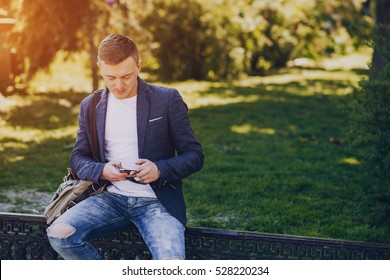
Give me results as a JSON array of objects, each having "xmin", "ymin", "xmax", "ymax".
[{"xmin": 116, "ymin": 79, "xmax": 124, "ymax": 89}]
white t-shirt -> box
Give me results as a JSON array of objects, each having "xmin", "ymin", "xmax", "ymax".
[{"xmin": 104, "ymin": 92, "xmax": 156, "ymax": 198}]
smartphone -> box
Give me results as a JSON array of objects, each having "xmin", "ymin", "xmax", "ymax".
[{"xmin": 118, "ymin": 168, "xmax": 138, "ymax": 174}]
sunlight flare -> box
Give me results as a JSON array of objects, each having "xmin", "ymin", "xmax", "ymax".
[
  {"xmin": 231, "ymin": 124, "xmax": 276, "ymax": 135},
  {"xmin": 339, "ymin": 157, "xmax": 360, "ymax": 165}
]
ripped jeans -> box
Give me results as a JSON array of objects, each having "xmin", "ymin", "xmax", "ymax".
[{"xmin": 47, "ymin": 191, "xmax": 185, "ymax": 260}]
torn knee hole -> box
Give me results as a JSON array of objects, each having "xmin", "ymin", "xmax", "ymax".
[
  {"xmin": 47, "ymin": 223, "xmax": 75, "ymax": 238},
  {"xmin": 163, "ymin": 257, "xmax": 183, "ymax": 260}
]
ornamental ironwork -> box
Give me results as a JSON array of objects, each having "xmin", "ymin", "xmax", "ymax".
[{"xmin": 1, "ymin": 212, "xmax": 389, "ymax": 260}]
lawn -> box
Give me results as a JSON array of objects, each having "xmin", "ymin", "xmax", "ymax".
[{"xmin": 1, "ymin": 50, "xmax": 388, "ymax": 244}]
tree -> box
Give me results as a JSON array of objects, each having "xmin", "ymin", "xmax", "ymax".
[
  {"xmin": 372, "ymin": 0, "xmax": 390, "ymax": 71},
  {"xmin": 140, "ymin": 0, "xmax": 237, "ymax": 80},
  {"xmin": 9, "ymin": 0, "xmax": 110, "ymax": 90},
  {"xmin": 228, "ymin": 0, "xmax": 373, "ymax": 75},
  {"xmin": 350, "ymin": 0, "xmax": 390, "ymax": 227},
  {"xmin": 350, "ymin": 26, "xmax": 390, "ymax": 226},
  {"xmin": 6, "ymin": 0, "xmax": 377, "ymax": 87}
]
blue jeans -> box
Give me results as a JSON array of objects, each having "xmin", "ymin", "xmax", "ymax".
[{"xmin": 47, "ymin": 191, "xmax": 185, "ymax": 260}]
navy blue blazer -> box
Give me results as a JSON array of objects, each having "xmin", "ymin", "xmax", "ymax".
[{"xmin": 70, "ymin": 77, "xmax": 204, "ymax": 225}]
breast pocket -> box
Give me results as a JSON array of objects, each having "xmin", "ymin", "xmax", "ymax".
[
  {"xmin": 148, "ymin": 116, "xmax": 163, "ymax": 123},
  {"xmin": 146, "ymin": 116, "xmax": 170, "ymax": 153},
  {"xmin": 147, "ymin": 116, "xmax": 166, "ymax": 139}
]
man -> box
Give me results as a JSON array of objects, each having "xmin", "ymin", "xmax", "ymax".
[{"xmin": 47, "ymin": 34, "xmax": 204, "ymax": 260}]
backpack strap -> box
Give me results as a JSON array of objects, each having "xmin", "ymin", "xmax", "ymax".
[
  {"xmin": 68, "ymin": 182, "xmax": 104, "ymax": 208},
  {"xmin": 90, "ymin": 89, "xmax": 103, "ymax": 162}
]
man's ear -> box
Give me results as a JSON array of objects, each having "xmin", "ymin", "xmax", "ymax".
[{"xmin": 137, "ymin": 60, "xmax": 142, "ymax": 72}]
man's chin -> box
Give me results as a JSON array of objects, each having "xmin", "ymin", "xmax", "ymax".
[{"xmin": 112, "ymin": 91, "xmax": 131, "ymax": 99}]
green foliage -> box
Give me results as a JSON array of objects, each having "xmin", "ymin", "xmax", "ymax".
[
  {"xmin": 247, "ymin": 4, "xmax": 295, "ymax": 74},
  {"xmin": 225, "ymin": 0, "xmax": 374, "ymax": 74},
  {"xmin": 4, "ymin": 0, "xmax": 375, "ymax": 86},
  {"xmin": 230, "ymin": 0, "xmax": 298, "ymax": 74},
  {"xmin": 349, "ymin": 26, "xmax": 390, "ymax": 226},
  {"xmin": 140, "ymin": 0, "xmax": 236, "ymax": 81}
]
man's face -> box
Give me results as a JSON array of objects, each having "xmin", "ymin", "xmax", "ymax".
[{"xmin": 98, "ymin": 56, "xmax": 141, "ymax": 99}]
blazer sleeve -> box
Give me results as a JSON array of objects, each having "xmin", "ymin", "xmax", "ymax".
[
  {"xmin": 154, "ymin": 89, "xmax": 204, "ymax": 185},
  {"xmin": 70, "ymin": 96, "xmax": 106, "ymax": 183}
]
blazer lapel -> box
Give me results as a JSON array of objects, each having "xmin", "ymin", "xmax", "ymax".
[
  {"xmin": 96, "ymin": 89, "xmax": 108, "ymax": 162},
  {"xmin": 136, "ymin": 77, "xmax": 150, "ymax": 157}
]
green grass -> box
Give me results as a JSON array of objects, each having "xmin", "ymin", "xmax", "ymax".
[
  {"xmin": 182, "ymin": 71, "xmax": 378, "ymax": 241},
  {"xmin": 1, "ymin": 51, "xmax": 388, "ymax": 244}
]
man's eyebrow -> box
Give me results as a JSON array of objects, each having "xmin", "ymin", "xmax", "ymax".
[{"xmin": 102, "ymin": 73, "xmax": 133, "ymax": 78}]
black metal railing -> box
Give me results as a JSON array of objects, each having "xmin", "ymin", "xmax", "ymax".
[{"xmin": 1, "ymin": 212, "xmax": 389, "ymax": 260}]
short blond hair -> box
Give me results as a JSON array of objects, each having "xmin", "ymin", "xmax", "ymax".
[{"xmin": 98, "ymin": 34, "xmax": 139, "ymax": 65}]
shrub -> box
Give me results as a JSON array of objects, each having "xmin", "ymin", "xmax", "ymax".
[{"xmin": 349, "ymin": 26, "xmax": 390, "ymax": 226}]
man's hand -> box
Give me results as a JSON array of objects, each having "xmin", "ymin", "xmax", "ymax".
[
  {"xmin": 99, "ymin": 161, "xmax": 128, "ymax": 181},
  {"xmin": 135, "ymin": 159, "xmax": 160, "ymax": 184}
]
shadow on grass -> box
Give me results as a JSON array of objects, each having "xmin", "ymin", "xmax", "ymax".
[{"xmin": 3, "ymin": 92, "xmax": 88, "ymax": 130}]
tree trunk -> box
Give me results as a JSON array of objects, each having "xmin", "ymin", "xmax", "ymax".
[
  {"xmin": 372, "ymin": 0, "xmax": 390, "ymax": 72},
  {"xmin": 86, "ymin": 6, "xmax": 99, "ymax": 91},
  {"xmin": 89, "ymin": 34, "xmax": 99, "ymax": 91}
]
